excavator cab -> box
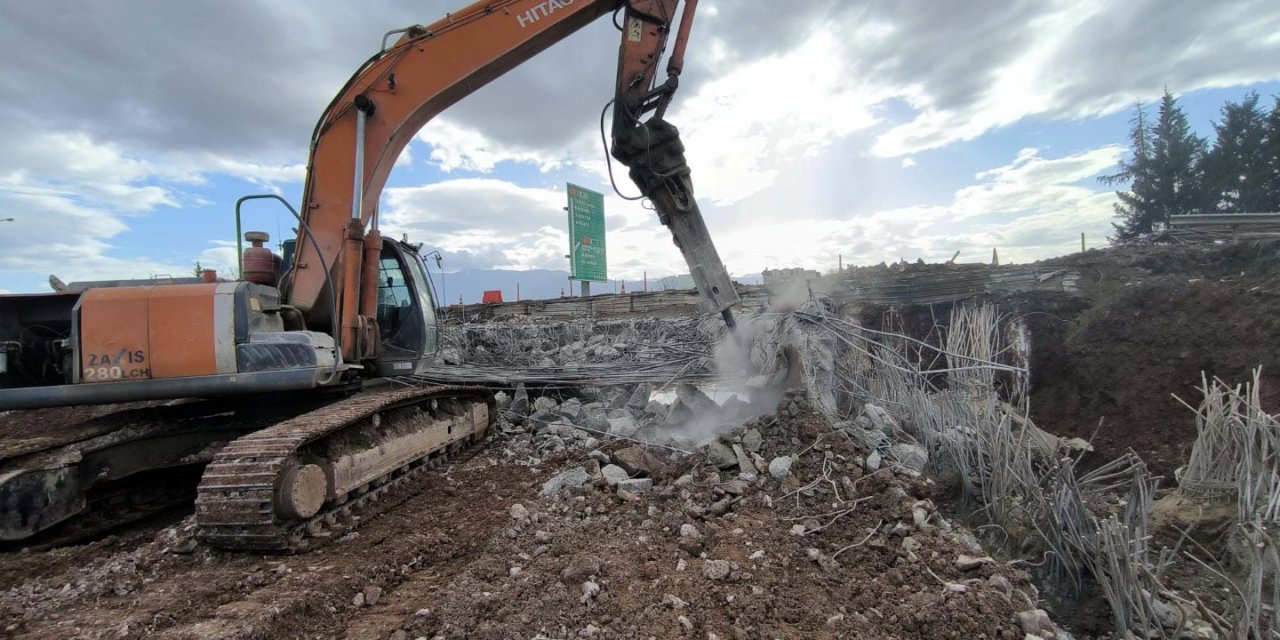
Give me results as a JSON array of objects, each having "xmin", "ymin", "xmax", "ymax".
[
  {"xmin": 371, "ymin": 239, "xmax": 441, "ymax": 377},
  {"xmin": 278, "ymin": 234, "xmax": 441, "ymax": 378}
]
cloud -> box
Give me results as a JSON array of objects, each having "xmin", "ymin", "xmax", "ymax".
[
  {"xmin": 686, "ymin": 1, "xmax": 1280, "ymax": 158},
  {"xmin": 191, "ymin": 157, "xmax": 307, "ymax": 190},
  {"xmin": 0, "ymin": 186, "xmax": 188, "ymax": 286},
  {"xmin": 951, "ymin": 145, "xmax": 1125, "ymax": 219},
  {"xmin": 416, "ymin": 120, "xmax": 567, "ymax": 174},
  {"xmin": 0, "ymin": 130, "xmax": 179, "ymax": 283},
  {"xmin": 414, "ymin": 28, "xmax": 889, "ymax": 207},
  {"xmin": 669, "ymin": 30, "xmax": 886, "ymax": 205},
  {"xmin": 0, "ymin": 1, "xmax": 460, "ymax": 160},
  {"xmin": 197, "ymin": 242, "xmax": 241, "ymax": 279},
  {"xmin": 0, "ymin": 132, "xmax": 179, "ymax": 211},
  {"xmin": 406, "ymin": 0, "xmax": 1280, "ymax": 208},
  {"xmin": 380, "ymin": 178, "xmax": 694, "ymax": 276},
  {"xmin": 377, "ymin": 145, "xmax": 1123, "ymax": 280},
  {"xmin": 2, "ymin": 0, "xmax": 1278, "ymax": 291},
  {"xmin": 708, "ymin": 145, "xmax": 1125, "ymax": 275},
  {"xmin": 0, "ymin": 126, "xmax": 305, "ymax": 287},
  {"xmin": 381, "ymin": 179, "xmax": 567, "ymax": 271},
  {"xmin": 3, "ymin": 0, "xmax": 1276, "ymax": 169},
  {"xmin": 861, "ymin": 0, "xmax": 1280, "ymax": 156}
]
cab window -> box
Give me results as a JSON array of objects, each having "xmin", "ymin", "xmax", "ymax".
[{"xmin": 377, "ymin": 257, "xmax": 413, "ymax": 343}]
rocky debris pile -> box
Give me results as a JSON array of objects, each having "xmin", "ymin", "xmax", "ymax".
[
  {"xmin": 840, "ymin": 401, "xmax": 931, "ymax": 474},
  {"xmin": 441, "ymin": 317, "xmax": 719, "ymax": 368},
  {"xmin": 389, "ymin": 398, "xmax": 1068, "ymax": 639},
  {"xmin": 0, "ymin": 518, "xmax": 204, "ymax": 628},
  {"xmin": 494, "ymin": 381, "xmax": 770, "ymax": 466}
]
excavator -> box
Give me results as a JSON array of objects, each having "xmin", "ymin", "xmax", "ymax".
[{"xmin": 0, "ymin": 0, "xmax": 739, "ymax": 551}]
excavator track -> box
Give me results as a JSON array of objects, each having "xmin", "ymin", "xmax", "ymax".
[
  {"xmin": 194, "ymin": 385, "xmax": 493, "ymax": 553},
  {"xmin": 0, "ymin": 399, "xmax": 321, "ymax": 546},
  {"xmin": 4, "ymin": 466, "xmax": 204, "ymax": 551}
]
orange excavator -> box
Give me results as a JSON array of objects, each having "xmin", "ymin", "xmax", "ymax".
[{"xmin": 0, "ymin": 0, "xmax": 738, "ymax": 551}]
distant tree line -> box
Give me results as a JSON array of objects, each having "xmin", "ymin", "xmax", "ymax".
[{"xmin": 1104, "ymin": 90, "xmax": 1280, "ymax": 241}]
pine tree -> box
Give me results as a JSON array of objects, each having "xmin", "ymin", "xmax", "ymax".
[
  {"xmin": 1205, "ymin": 92, "xmax": 1269, "ymax": 212},
  {"xmin": 1100, "ymin": 102, "xmax": 1159, "ymax": 240},
  {"xmin": 1264, "ymin": 95, "xmax": 1280, "ymax": 211},
  {"xmin": 1149, "ymin": 91, "xmax": 1208, "ymax": 222}
]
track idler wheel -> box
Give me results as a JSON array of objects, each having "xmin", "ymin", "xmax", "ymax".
[{"xmin": 275, "ymin": 463, "xmax": 329, "ymax": 520}]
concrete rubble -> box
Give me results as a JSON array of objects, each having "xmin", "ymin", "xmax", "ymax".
[
  {"xmin": 4, "ymin": 242, "xmax": 1274, "ymax": 639},
  {"xmin": 421, "ymin": 387, "xmax": 1067, "ymax": 638},
  {"xmin": 456, "ymin": 304, "xmax": 1163, "ymax": 638}
]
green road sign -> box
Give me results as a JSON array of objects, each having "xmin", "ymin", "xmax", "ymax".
[{"xmin": 566, "ymin": 183, "xmax": 607, "ymax": 282}]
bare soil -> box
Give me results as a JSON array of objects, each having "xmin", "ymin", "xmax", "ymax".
[
  {"xmin": 5, "ymin": 241, "xmax": 1275, "ymax": 639},
  {"xmin": 0, "ymin": 410, "xmax": 1048, "ymax": 640},
  {"xmin": 1030, "ymin": 279, "xmax": 1280, "ymax": 478}
]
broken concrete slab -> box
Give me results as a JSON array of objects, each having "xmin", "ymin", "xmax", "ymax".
[
  {"xmin": 612, "ymin": 446, "xmax": 666, "ymax": 477},
  {"xmin": 541, "ymin": 468, "xmax": 590, "ymax": 496},
  {"xmin": 616, "ymin": 478, "xmax": 653, "ymax": 493},
  {"xmin": 643, "ymin": 400, "xmax": 669, "ymax": 416},
  {"xmin": 706, "ymin": 440, "xmax": 737, "ymax": 469},
  {"xmin": 890, "ymin": 443, "xmax": 928, "ymax": 473},
  {"xmin": 675, "ymin": 384, "xmax": 718, "ymax": 416},
  {"xmin": 768, "ymin": 456, "xmax": 793, "ymax": 480},
  {"xmin": 601, "ymin": 464, "xmax": 629, "ymax": 486},
  {"xmin": 732, "ymin": 444, "xmax": 755, "ymax": 478},
  {"xmin": 607, "ymin": 415, "xmax": 640, "ymax": 438},
  {"xmin": 560, "ymin": 398, "xmax": 583, "ymax": 422},
  {"xmin": 664, "ymin": 399, "xmax": 694, "ymax": 425},
  {"xmin": 862, "ymin": 404, "xmax": 897, "ymax": 434},
  {"xmin": 510, "ymin": 384, "xmax": 530, "ymax": 422},
  {"xmin": 625, "ymin": 383, "xmax": 653, "ymax": 410}
]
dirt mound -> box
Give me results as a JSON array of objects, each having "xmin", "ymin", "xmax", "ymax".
[
  {"xmin": 0, "ymin": 453, "xmax": 535, "ymax": 639},
  {"xmin": 387, "ymin": 408, "xmax": 1049, "ymax": 640},
  {"xmin": 1031, "ymin": 280, "xmax": 1280, "ymax": 477},
  {"xmin": 0, "ymin": 402, "xmax": 1068, "ymax": 640}
]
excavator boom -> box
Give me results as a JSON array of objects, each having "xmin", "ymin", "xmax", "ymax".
[{"xmin": 289, "ymin": 0, "xmax": 738, "ymax": 362}]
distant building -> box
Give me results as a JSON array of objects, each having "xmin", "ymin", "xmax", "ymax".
[
  {"xmin": 656, "ymin": 274, "xmax": 697, "ymax": 291},
  {"xmin": 762, "ymin": 267, "xmax": 820, "ymax": 286}
]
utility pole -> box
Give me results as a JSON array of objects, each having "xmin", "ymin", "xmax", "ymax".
[{"xmin": 564, "ymin": 253, "xmax": 573, "ymax": 298}]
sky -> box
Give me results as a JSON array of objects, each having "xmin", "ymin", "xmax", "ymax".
[{"xmin": 1, "ymin": 0, "xmax": 1279, "ymax": 297}]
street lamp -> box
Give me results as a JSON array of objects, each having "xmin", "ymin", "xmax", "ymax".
[{"xmin": 0, "ymin": 218, "xmax": 13, "ymax": 222}]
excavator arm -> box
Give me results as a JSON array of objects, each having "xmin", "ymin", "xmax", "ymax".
[
  {"xmin": 288, "ymin": 0, "xmax": 739, "ymax": 362},
  {"xmin": 609, "ymin": 0, "xmax": 740, "ymax": 329}
]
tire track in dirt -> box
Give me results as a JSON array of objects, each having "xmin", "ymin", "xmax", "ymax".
[{"xmin": 2, "ymin": 451, "xmax": 533, "ymax": 639}]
